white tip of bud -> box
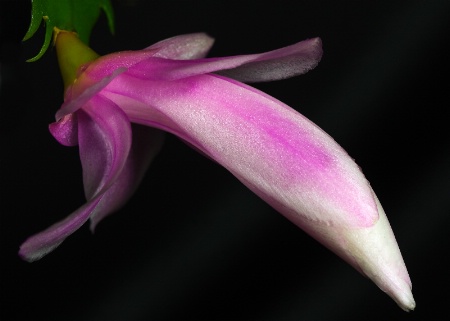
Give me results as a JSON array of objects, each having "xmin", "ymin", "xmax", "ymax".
[
  {"xmin": 343, "ymin": 196, "xmax": 415, "ymax": 311},
  {"xmin": 297, "ymin": 194, "xmax": 415, "ymax": 311}
]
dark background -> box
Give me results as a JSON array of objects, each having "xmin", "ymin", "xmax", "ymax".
[{"xmin": 1, "ymin": 1, "xmax": 449, "ymax": 320}]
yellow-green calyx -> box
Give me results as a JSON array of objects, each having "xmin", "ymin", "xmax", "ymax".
[{"xmin": 55, "ymin": 28, "xmax": 100, "ymax": 91}]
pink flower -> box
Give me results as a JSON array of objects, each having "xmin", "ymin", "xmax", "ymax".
[{"xmin": 19, "ymin": 32, "xmax": 414, "ymax": 310}]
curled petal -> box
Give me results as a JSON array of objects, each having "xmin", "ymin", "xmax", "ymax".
[
  {"xmin": 19, "ymin": 196, "xmax": 103, "ymax": 262},
  {"xmin": 77, "ymin": 95, "xmax": 132, "ymax": 200},
  {"xmin": 19, "ymin": 95, "xmax": 133, "ymax": 261},
  {"xmin": 89, "ymin": 125, "xmax": 165, "ymax": 230}
]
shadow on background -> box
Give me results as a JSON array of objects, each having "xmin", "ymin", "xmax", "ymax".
[{"xmin": 1, "ymin": 1, "xmax": 449, "ymax": 320}]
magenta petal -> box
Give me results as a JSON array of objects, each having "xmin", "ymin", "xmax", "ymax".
[
  {"xmin": 126, "ymin": 37, "xmax": 322, "ymax": 82},
  {"xmin": 89, "ymin": 125, "xmax": 165, "ymax": 230},
  {"xmin": 77, "ymin": 95, "xmax": 132, "ymax": 200},
  {"xmin": 19, "ymin": 196, "xmax": 103, "ymax": 262},
  {"xmin": 49, "ymin": 113, "xmax": 78, "ymax": 146}
]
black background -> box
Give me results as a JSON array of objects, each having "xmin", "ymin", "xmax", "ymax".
[{"xmin": 1, "ymin": 1, "xmax": 449, "ymax": 320}]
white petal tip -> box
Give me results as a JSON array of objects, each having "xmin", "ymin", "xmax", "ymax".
[
  {"xmin": 400, "ymin": 297, "xmax": 416, "ymax": 312},
  {"xmin": 391, "ymin": 280, "xmax": 416, "ymax": 312}
]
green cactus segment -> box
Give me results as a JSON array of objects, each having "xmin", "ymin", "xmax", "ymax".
[{"xmin": 23, "ymin": 0, "xmax": 114, "ymax": 62}]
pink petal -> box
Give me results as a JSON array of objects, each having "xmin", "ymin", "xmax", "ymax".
[
  {"xmin": 126, "ymin": 37, "xmax": 322, "ymax": 82},
  {"xmin": 217, "ymin": 37, "xmax": 323, "ymax": 82},
  {"xmin": 104, "ymin": 73, "xmax": 378, "ymax": 228}
]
